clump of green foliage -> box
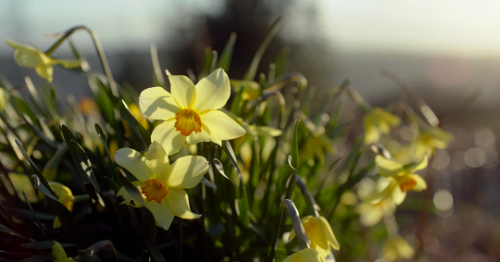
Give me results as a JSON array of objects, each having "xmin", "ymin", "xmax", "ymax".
[{"xmin": 0, "ymin": 19, "xmax": 451, "ymax": 262}]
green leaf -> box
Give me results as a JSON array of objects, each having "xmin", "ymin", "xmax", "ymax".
[
  {"xmin": 127, "ymin": 207, "xmax": 165, "ymax": 262},
  {"xmin": 217, "ymin": 33, "xmax": 237, "ymax": 72},
  {"xmin": 31, "ymin": 175, "xmax": 80, "ymax": 233},
  {"xmin": 222, "ymin": 141, "xmax": 250, "ymax": 227},
  {"xmin": 244, "ymin": 17, "xmax": 282, "ymax": 81},
  {"xmin": 14, "ymin": 140, "xmax": 54, "ymax": 196},
  {"xmin": 0, "ymin": 223, "xmax": 27, "ymax": 239},
  {"xmin": 291, "ymin": 120, "xmax": 300, "ymax": 169},
  {"xmin": 119, "ymin": 100, "xmax": 150, "ymax": 151},
  {"xmin": 67, "ymin": 140, "xmax": 100, "ymax": 192},
  {"xmin": 22, "ymin": 241, "xmax": 77, "ymax": 249},
  {"xmin": 274, "ymin": 47, "xmax": 290, "ymax": 78},
  {"xmin": 18, "ymin": 254, "xmax": 53, "ymax": 262},
  {"xmin": 213, "ymin": 158, "xmax": 231, "ymax": 182},
  {"xmin": 95, "ymin": 123, "xmax": 119, "ymax": 183},
  {"xmin": 151, "ymin": 43, "xmax": 165, "ymax": 87}
]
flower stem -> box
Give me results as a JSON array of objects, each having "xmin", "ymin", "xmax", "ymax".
[
  {"xmin": 295, "ymin": 174, "xmax": 320, "ymax": 217},
  {"xmin": 44, "ymin": 26, "xmax": 117, "ymax": 97}
]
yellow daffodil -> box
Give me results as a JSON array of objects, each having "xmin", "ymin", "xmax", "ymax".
[
  {"xmin": 129, "ymin": 103, "xmax": 149, "ymax": 130},
  {"xmin": 289, "ymin": 216, "xmax": 339, "ymax": 258},
  {"xmin": 370, "ymin": 155, "xmax": 428, "ymax": 205},
  {"xmin": 382, "ymin": 236, "xmax": 415, "ymax": 262},
  {"xmin": 52, "ymin": 241, "xmax": 75, "ymax": 262},
  {"xmin": 115, "ymin": 142, "xmax": 208, "ymax": 230},
  {"xmin": 49, "ymin": 182, "xmax": 74, "ymax": 228},
  {"xmin": 363, "ymin": 107, "xmax": 401, "ymax": 144},
  {"xmin": 414, "ymin": 126, "xmax": 453, "ymax": 159},
  {"xmin": 356, "ymin": 199, "xmax": 396, "ymax": 227},
  {"xmin": 283, "ymin": 248, "xmax": 327, "ymax": 262},
  {"xmin": 0, "ymin": 88, "xmax": 9, "ymax": 111},
  {"xmin": 139, "ymin": 69, "xmax": 246, "ymax": 155},
  {"xmin": 230, "ymin": 80, "xmax": 260, "ymax": 101},
  {"xmin": 6, "ymin": 39, "xmax": 81, "ymax": 83}
]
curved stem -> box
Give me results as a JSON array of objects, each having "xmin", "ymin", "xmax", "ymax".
[
  {"xmin": 295, "ymin": 174, "xmax": 320, "ymax": 217},
  {"xmin": 44, "ymin": 26, "xmax": 117, "ymax": 97}
]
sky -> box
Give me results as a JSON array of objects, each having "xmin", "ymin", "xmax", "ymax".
[{"xmin": 1, "ymin": 0, "xmax": 500, "ymax": 58}]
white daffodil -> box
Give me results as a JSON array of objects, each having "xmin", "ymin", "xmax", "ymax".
[
  {"xmin": 115, "ymin": 142, "xmax": 208, "ymax": 231},
  {"xmin": 139, "ymin": 68, "xmax": 246, "ymax": 155}
]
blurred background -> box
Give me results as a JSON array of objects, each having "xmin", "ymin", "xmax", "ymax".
[{"xmin": 1, "ymin": 0, "xmax": 499, "ymax": 261}]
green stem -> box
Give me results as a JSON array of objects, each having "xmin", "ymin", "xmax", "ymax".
[
  {"xmin": 294, "ymin": 174, "xmax": 319, "ymax": 217},
  {"xmin": 44, "ymin": 26, "xmax": 117, "ymax": 97}
]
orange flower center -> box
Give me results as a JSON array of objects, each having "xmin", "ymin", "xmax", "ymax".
[
  {"xmin": 399, "ymin": 177, "xmax": 417, "ymax": 192},
  {"xmin": 174, "ymin": 109, "xmax": 202, "ymax": 136},
  {"xmin": 141, "ymin": 179, "xmax": 168, "ymax": 204}
]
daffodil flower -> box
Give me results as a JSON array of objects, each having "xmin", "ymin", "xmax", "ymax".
[
  {"xmin": 356, "ymin": 199, "xmax": 396, "ymax": 227},
  {"xmin": 115, "ymin": 142, "xmax": 208, "ymax": 230},
  {"xmin": 52, "ymin": 241, "xmax": 75, "ymax": 262},
  {"xmin": 139, "ymin": 68, "xmax": 246, "ymax": 155},
  {"xmin": 283, "ymin": 248, "xmax": 327, "ymax": 262},
  {"xmin": 289, "ymin": 216, "xmax": 339, "ymax": 258},
  {"xmin": 382, "ymin": 236, "xmax": 415, "ymax": 262},
  {"xmin": 363, "ymin": 107, "xmax": 401, "ymax": 144},
  {"xmin": 6, "ymin": 39, "xmax": 81, "ymax": 83},
  {"xmin": 370, "ymin": 155, "xmax": 428, "ymax": 205},
  {"xmin": 414, "ymin": 126, "xmax": 453, "ymax": 159},
  {"xmin": 49, "ymin": 182, "xmax": 74, "ymax": 228}
]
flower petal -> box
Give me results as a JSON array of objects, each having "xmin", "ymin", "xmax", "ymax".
[
  {"xmin": 143, "ymin": 142, "xmax": 171, "ymax": 178},
  {"xmin": 408, "ymin": 174, "xmax": 427, "ymax": 191},
  {"xmin": 192, "ymin": 68, "xmax": 231, "ymax": 111},
  {"xmin": 165, "ymin": 187, "xmax": 201, "ymax": 219},
  {"xmin": 167, "ymin": 155, "xmax": 208, "ymax": 188},
  {"xmin": 375, "ymin": 155, "xmax": 404, "ymax": 178},
  {"xmin": 186, "ymin": 127, "xmax": 211, "ymax": 145},
  {"xmin": 115, "ymin": 148, "xmax": 152, "ymax": 181},
  {"xmin": 391, "ymin": 185, "xmax": 407, "ymax": 205},
  {"xmin": 151, "ymin": 120, "xmax": 186, "ymax": 155},
  {"xmin": 6, "ymin": 39, "xmax": 43, "ymax": 68},
  {"xmin": 139, "ymin": 87, "xmax": 179, "ymax": 120},
  {"xmin": 406, "ymin": 157, "xmax": 428, "ymax": 173},
  {"xmin": 146, "ymin": 200, "xmax": 175, "ymax": 230},
  {"xmin": 35, "ymin": 63, "xmax": 54, "ymax": 82},
  {"xmin": 53, "ymin": 59, "xmax": 81, "ymax": 68},
  {"xmin": 319, "ymin": 216, "xmax": 340, "ymax": 250},
  {"xmin": 169, "ymin": 75, "xmax": 196, "ymax": 109},
  {"xmin": 117, "ymin": 181, "xmax": 146, "ymax": 208},
  {"xmin": 200, "ymin": 110, "xmax": 245, "ymax": 140}
]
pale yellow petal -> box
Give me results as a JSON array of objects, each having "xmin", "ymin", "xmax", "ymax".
[
  {"xmin": 166, "ymin": 155, "xmax": 208, "ymax": 188},
  {"xmin": 139, "ymin": 87, "xmax": 179, "ymax": 120},
  {"xmin": 35, "ymin": 63, "xmax": 54, "ymax": 82},
  {"xmin": 319, "ymin": 216, "xmax": 340, "ymax": 250},
  {"xmin": 375, "ymin": 155, "xmax": 404, "ymax": 178},
  {"xmin": 169, "ymin": 75, "xmax": 196, "ymax": 108},
  {"xmin": 115, "ymin": 148, "xmax": 152, "ymax": 181},
  {"xmin": 151, "ymin": 120, "xmax": 186, "ymax": 155},
  {"xmin": 117, "ymin": 181, "xmax": 146, "ymax": 207},
  {"xmin": 192, "ymin": 68, "xmax": 231, "ymax": 112},
  {"xmin": 143, "ymin": 141, "xmax": 170, "ymax": 178},
  {"xmin": 52, "ymin": 241, "xmax": 69, "ymax": 261},
  {"xmin": 165, "ymin": 187, "xmax": 201, "ymax": 219},
  {"xmin": 200, "ymin": 110, "xmax": 246, "ymax": 140},
  {"xmin": 283, "ymin": 248, "xmax": 327, "ymax": 262},
  {"xmin": 186, "ymin": 127, "xmax": 211, "ymax": 144},
  {"xmin": 146, "ymin": 200, "xmax": 175, "ymax": 230},
  {"xmin": 391, "ymin": 185, "xmax": 407, "ymax": 205},
  {"xmin": 408, "ymin": 174, "xmax": 427, "ymax": 191},
  {"xmin": 406, "ymin": 157, "xmax": 428, "ymax": 173}
]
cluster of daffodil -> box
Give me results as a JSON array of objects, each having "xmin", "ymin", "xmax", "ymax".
[
  {"xmin": 1, "ymin": 27, "xmax": 455, "ymax": 262},
  {"xmin": 353, "ymin": 103, "xmax": 453, "ymax": 261}
]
